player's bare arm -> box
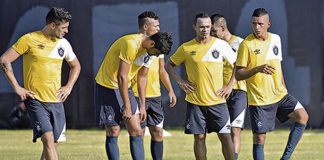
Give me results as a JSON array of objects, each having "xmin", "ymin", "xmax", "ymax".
[
  {"xmin": 0, "ymin": 48, "xmax": 35, "ymax": 100},
  {"xmin": 217, "ymin": 65, "xmax": 236, "ymax": 99},
  {"xmin": 165, "ymin": 60, "xmax": 196, "ymax": 93},
  {"xmin": 235, "ymin": 64, "xmax": 275, "ymax": 81},
  {"xmin": 159, "ymin": 58, "xmax": 176, "ymax": 107},
  {"xmin": 117, "ymin": 60, "xmax": 132, "ymax": 121},
  {"xmin": 57, "ymin": 58, "xmax": 81, "ymax": 102},
  {"xmin": 137, "ymin": 66, "xmax": 148, "ymax": 122}
]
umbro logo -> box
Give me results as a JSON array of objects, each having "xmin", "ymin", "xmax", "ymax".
[
  {"xmin": 190, "ymin": 51, "xmax": 196, "ymax": 55},
  {"xmin": 37, "ymin": 44, "xmax": 45, "ymax": 49},
  {"xmin": 236, "ymin": 119, "xmax": 242, "ymax": 124},
  {"xmin": 253, "ymin": 49, "xmax": 261, "ymax": 55}
]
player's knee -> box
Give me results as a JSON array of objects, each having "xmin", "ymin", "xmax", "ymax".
[
  {"xmin": 300, "ymin": 110, "xmax": 309, "ymax": 124},
  {"xmin": 106, "ymin": 125, "xmax": 120, "ymax": 136},
  {"xmin": 253, "ymin": 133, "xmax": 266, "ymax": 144},
  {"xmin": 194, "ymin": 134, "xmax": 206, "ymax": 142},
  {"xmin": 128, "ymin": 125, "xmax": 142, "ymax": 136},
  {"xmin": 41, "ymin": 137, "xmax": 55, "ymax": 148},
  {"xmin": 150, "ymin": 127, "xmax": 163, "ymax": 140},
  {"xmin": 293, "ymin": 108, "xmax": 309, "ymax": 124}
]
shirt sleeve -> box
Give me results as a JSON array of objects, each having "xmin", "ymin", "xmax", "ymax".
[
  {"xmin": 169, "ymin": 46, "xmax": 185, "ymax": 65},
  {"xmin": 236, "ymin": 41, "xmax": 249, "ymax": 67},
  {"xmin": 140, "ymin": 54, "xmax": 153, "ymax": 68},
  {"xmin": 158, "ymin": 54, "xmax": 164, "ymax": 59},
  {"xmin": 221, "ymin": 41, "xmax": 237, "ymax": 64},
  {"xmin": 64, "ymin": 40, "xmax": 77, "ymax": 61},
  {"xmin": 119, "ymin": 39, "xmax": 138, "ymax": 64},
  {"xmin": 11, "ymin": 34, "xmax": 30, "ymax": 55},
  {"xmin": 277, "ymin": 35, "xmax": 283, "ymax": 61}
]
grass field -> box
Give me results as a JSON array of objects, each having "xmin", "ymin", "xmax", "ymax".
[{"xmin": 0, "ymin": 129, "xmax": 324, "ymax": 160}]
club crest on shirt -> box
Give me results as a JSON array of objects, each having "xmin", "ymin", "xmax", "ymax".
[
  {"xmin": 144, "ymin": 55, "xmax": 151, "ymax": 63},
  {"xmin": 273, "ymin": 45, "xmax": 279, "ymax": 56},
  {"xmin": 254, "ymin": 49, "xmax": 261, "ymax": 55},
  {"xmin": 57, "ymin": 47, "xmax": 65, "ymax": 57},
  {"xmin": 212, "ymin": 49, "xmax": 220, "ymax": 59}
]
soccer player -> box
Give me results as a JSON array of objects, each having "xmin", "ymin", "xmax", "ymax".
[
  {"xmin": 235, "ymin": 8, "xmax": 309, "ymax": 160},
  {"xmin": 211, "ymin": 13, "xmax": 247, "ymax": 160},
  {"xmin": 95, "ymin": 31, "xmax": 173, "ymax": 160},
  {"xmin": 166, "ymin": 12, "xmax": 235, "ymax": 160},
  {"xmin": 131, "ymin": 11, "xmax": 176, "ymax": 160},
  {"xmin": 0, "ymin": 7, "xmax": 81, "ymax": 160}
]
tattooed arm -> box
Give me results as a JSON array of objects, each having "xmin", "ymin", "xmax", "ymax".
[{"xmin": 0, "ymin": 48, "xmax": 35, "ymax": 100}]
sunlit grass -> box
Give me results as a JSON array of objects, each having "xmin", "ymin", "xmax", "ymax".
[{"xmin": 0, "ymin": 129, "xmax": 323, "ymax": 159}]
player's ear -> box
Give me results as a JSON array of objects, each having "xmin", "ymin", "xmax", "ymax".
[
  {"xmin": 150, "ymin": 41, "xmax": 155, "ymax": 47},
  {"xmin": 222, "ymin": 25, "xmax": 225, "ymax": 31},
  {"xmin": 143, "ymin": 24, "xmax": 148, "ymax": 31},
  {"xmin": 49, "ymin": 22, "xmax": 56, "ymax": 29},
  {"xmin": 193, "ymin": 23, "xmax": 198, "ymax": 30}
]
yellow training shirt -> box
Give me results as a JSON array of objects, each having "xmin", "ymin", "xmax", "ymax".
[
  {"xmin": 223, "ymin": 35, "xmax": 246, "ymax": 91},
  {"xmin": 95, "ymin": 34, "xmax": 153, "ymax": 89},
  {"xmin": 12, "ymin": 31, "xmax": 76, "ymax": 102},
  {"xmin": 132, "ymin": 54, "xmax": 163, "ymax": 97},
  {"xmin": 170, "ymin": 37, "xmax": 236, "ymax": 106},
  {"xmin": 236, "ymin": 33, "xmax": 288, "ymax": 106}
]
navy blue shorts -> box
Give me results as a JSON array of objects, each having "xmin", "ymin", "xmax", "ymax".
[
  {"xmin": 227, "ymin": 89, "xmax": 247, "ymax": 128},
  {"xmin": 184, "ymin": 102, "xmax": 231, "ymax": 134},
  {"xmin": 24, "ymin": 98, "xmax": 66, "ymax": 143},
  {"xmin": 95, "ymin": 84, "xmax": 139, "ymax": 126},
  {"xmin": 250, "ymin": 94, "xmax": 303, "ymax": 133},
  {"xmin": 137, "ymin": 97, "xmax": 164, "ymax": 128}
]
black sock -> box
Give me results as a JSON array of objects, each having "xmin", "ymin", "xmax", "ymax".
[
  {"xmin": 106, "ymin": 136, "xmax": 119, "ymax": 160},
  {"xmin": 281, "ymin": 122, "xmax": 306, "ymax": 160},
  {"xmin": 130, "ymin": 136, "xmax": 145, "ymax": 160},
  {"xmin": 253, "ymin": 144, "xmax": 264, "ymax": 160},
  {"xmin": 151, "ymin": 140, "xmax": 163, "ymax": 160}
]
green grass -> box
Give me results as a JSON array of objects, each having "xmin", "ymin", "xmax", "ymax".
[{"xmin": 0, "ymin": 129, "xmax": 324, "ymax": 160}]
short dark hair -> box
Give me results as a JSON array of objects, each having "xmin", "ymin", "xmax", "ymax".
[
  {"xmin": 138, "ymin": 11, "xmax": 159, "ymax": 28},
  {"xmin": 252, "ymin": 8, "xmax": 269, "ymax": 17},
  {"xmin": 194, "ymin": 12, "xmax": 210, "ymax": 25},
  {"xmin": 150, "ymin": 32, "xmax": 173, "ymax": 55},
  {"xmin": 210, "ymin": 13, "xmax": 226, "ymax": 25},
  {"xmin": 46, "ymin": 7, "xmax": 72, "ymax": 25}
]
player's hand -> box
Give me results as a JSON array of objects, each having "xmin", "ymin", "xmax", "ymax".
[
  {"xmin": 178, "ymin": 81, "xmax": 196, "ymax": 93},
  {"xmin": 123, "ymin": 106, "xmax": 132, "ymax": 121},
  {"xmin": 257, "ymin": 64, "xmax": 275, "ymax": 75},
  {"xmin": 57, "ymin": 85, "xmax": 72, "ymax": 102},
  {"xmin": 15, "ymin": 86, "xmax": 35, "ymax": 101},
  {"xmin": 216, "ymin": 85, "xmax": 233, "ymax": 99},
  {"xmin": 139, "ymin": 106, "xmax": 147, "ymax": 122},
  {"xmin": 168, "ymin": 91, "xmax": 177, "ymax": 108}
]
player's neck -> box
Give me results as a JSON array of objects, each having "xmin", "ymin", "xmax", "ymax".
[
  {"xmin": 254, "ymin": 32, "xmax": 268, "ymax": 41},
  {"xmin": 223, "ymin": 31, "xmax": 232, "ymax": 42},
  {"xmin": 195, "ymin": 36, "xmax": 211, "ymax": 44},
  {"xmin": 41, "ymin": 27, "xmax": 56, "ymax": 39},
  {"xmin": 141, "ymin": 35, "xmax": 149, "ymax": 49}
]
